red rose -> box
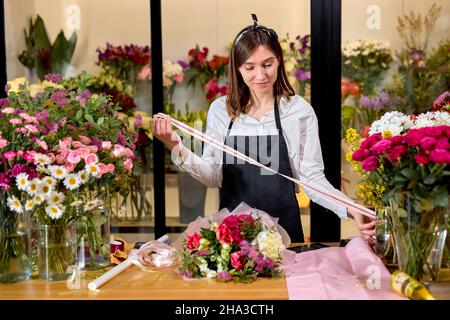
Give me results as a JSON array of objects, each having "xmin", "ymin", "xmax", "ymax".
[
  {"xmin": 430, "ymin": 149, "xmax": 450, "ymax": 164},
  {"xmin": 361, "ymin": 156, "xmax": 379, "ymax": 171},
  {"xmin": 435, "ymin": 137, "xmax": 450, "ymax": 150},
  {"xmin": 405, "ymin": 129, "xmax": 423, "ymax": 146},
  {"xmin": 187, "ymin": 233, "xmax": 202, "ymax": 250},
  {"xmin": 223, "ymin": 216, "xmax": 240, "ymax": 230},
  {"xmin": 238, "ymin": 214, "xmax": 254, "ymax": 227},
  {"xmin": 415, "ymin": 154, "xmax": 430, "ymax": 165},
  {"xmin": 387, "ymin": 145, "xmax": 408, "ymax": 162},
  {"xmin": 230, "ymin": 251, "xmax": 247, "ymax": 272},
  {"xmin": 352, "ymin": 148, "xmax": 370, "ymax": 161},
  {"xmin": 216, "ymin": 224, "xmax": 233, "ymax": 244},
  {"xmin": 372, "ymin": 139, "xmax": 392, "ymax": 155},
  {"xmin": 419, "ymin": 137, "xmax": 437, "ymax": 151}
]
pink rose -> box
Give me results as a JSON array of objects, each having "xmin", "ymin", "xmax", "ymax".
[
  {"xmin": 59, "ymin": 137, "xmax": 72, "ymax": 151},
  {"xmin": 123, "ymin": 148, "xmax": 134, "ymax": 158},
  {"xmin": 352, "ymin": 148, "xmax": 370, "ymax": 162},
  {"xmin": 419, "ymin": 137, "xmax": 437, "ymax": 151},
  {"xmin": 87, "ymin": 145, "xmax": 98, "ymax": 153},
  {"xmin": 372, "ymin": 139, "xmax": 392, "ymax": 155},
  {"xmin": 415, "ymin": 154, "xmax": 430, "ymax": 165},
  {"xmin": 35, "ymin": 138, "xmax": 48, "ymax": 150},
  {"xmin": 230, "ymin": 251, "xmax": 247, "ymax": 271},
  {"xmin": 23, "ymin": 151, "xmax": 36, "ymax": 163},
  {"xmin": 0, "ymin": 138, "xmax": 8, "ymax": 149},
  {"xmin": 223, "ymin": 216, "xmax": 241, "ymax": 230},
  {"xmin": 85, "ymin": 153, "xmax": 99, "ymax": 165},
  {"xmin": 72, "ymin": 141, "xmax": 86, "ymax": 149},
  {"xmin": 186, "ymin": 233, "xmax": 202, "ymax": 250},
  {"xmin": 1, "ymin": 107, "xmax": 15, "ymax": 114},
  {"xmin": 238, "ymin": 214, "xmax": 254, "ymax": 227},
  {"xmin": 113, "ymin": 144, "xmax": 125, "ymax": 157},
  {"xmin": 98, "ymin": 163, "xmax": 108, "ymax": 175},
  {"xmin": 102, "ymin": 141, "xmax": 112, "ymax": 150},
  {"xmin": 361, "ymin": 156, "xmax": 379, "ymax": 171},
  {"xmin": 216, "ymin": 224, "xmax": 233, "ymax": 244},
  {"xmin": 430, "ymin": 149, "xmax": 450, "ymax": 164},
  {"xmin": 107, "ymin": 163, "xmax": 115, "ymax": 173},
  {"xmin": 387, "ymin": 145, "xmax": 408, "ymax": 162},
  {"xmin": 359, "ymin": 133, "xmax": 382, "ymax": 150},
  {"xmin": 24, "ymin": 125, "xmax": 38, "ymax": 133},
  {"xmin": 76, "ymin": 147, "xmax": 90, "ymax": 159},
  {"xmin": 123, "ymin": 158, "xmax": 133, "ymax": 172},
  {"xmin": 405, "ymin": 129, "xmax": 423, "ymax": 146},
  {"xmin": 67, "ymin": 151, "xmax": 81, "ymax": 164},
  {"xmin": 79, "ymin": 135, "xmax": 92, "ymax": 145},
  {"xmin": 64, "ymin": 162, "xmax": 76, "ymax": 172},
  {"xmin": 435, "ymin": 137, "xmax": 450, "ymax": 150},
  {"xmin": 173, "ymin": 73, "xmax": 184, "ymax": 83}
]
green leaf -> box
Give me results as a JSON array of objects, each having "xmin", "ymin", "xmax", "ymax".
[
  {"xmin": 76, "ymin": 109, "xmax": 83, "ymax": 121},
  {"xmin": 97, "ymin": 117, "xmax": 104, "ymax": 125},
  {"xmin": 51, "ymin": 30, "xmax": 77, "ymax": 75},
  {"xmin": 85, "ymin": 114, "xmax": 95, "ymax": 124},
  {"xmin": 400, "ymin": 168, "xmax": 419, "ymax": 180},
  {"xmin": 200, "ymin": 228, "xmax": 216, "ymax": 241},
  {"xmin": 431, "ymin": 186, "xmax": 449, "ymax": 208},
  {"xmin": 423, "ymin": 175, "xmax": 437, "ymax": 185}
]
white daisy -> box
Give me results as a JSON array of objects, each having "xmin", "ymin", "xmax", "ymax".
[
  {"xmin": 47, "ymin": 191, "xmax": 65, "ymax": 205},
  {"xmin": 26, "ymin": 178, "xmax": 39, "ymax": 196},
  {"xmin": 84, "ymin": 199, "xmax": 104, "ymax": 211},
  {"xmin": 25, "ymin": 200, "xmax": 35, "ymax": 211},
  {"xmin": 7, "ymin": 196, "xmax": 23, "ymax": 213},
  {"xmin": 34, "ymin": 153, "xmax": 52, "ymax": 166},
  {"xmin": 45, "ymin": 205, "xmax": 64, "ymax": 220},
  {"xmin": 85, "ymin": 164, "xmax": 100, "ymax": 177},
  {"xmin": 42, "ymin": 176, "xmax": 57, "ymax": 189},
  {"xmin": 37, "ymin": 182, "xmax": 52, "ymax": 197},
  {"xmin": 77, "ymin": 170, "xmax": 89, "ymax": 184},
  {"xmin": 48, "ymin": 165, "xmax": 68, "ymax": 180},
  {"xmin": 15, "ymin": 173, "xmax": 29, "ymax": 191},
  {"xmin": 63, "ymin": 174, "xmax": 81, "ymax": 190},
  {"xmin": 33, "ymin": 194, "xmax": 45, "ymax": 205}
]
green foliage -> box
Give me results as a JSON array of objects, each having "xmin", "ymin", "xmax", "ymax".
[{"xmin": 18, "ymin": 15, "xmax": 77, "ymax": 81}]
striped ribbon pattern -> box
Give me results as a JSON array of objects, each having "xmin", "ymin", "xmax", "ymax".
[{"xmin": 156, "ymin": 113, "xmax": 376, "ymax": 220}]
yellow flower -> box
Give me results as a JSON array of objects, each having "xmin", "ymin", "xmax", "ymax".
[
  {"xmin": 345, "ymin": 128, "xmax": 358, "ymax": 144},
  {"xmin": 7, "ymin": 77, "xmax": 28, "ymax": 93},
  {"xmin": 28, "ymin": 84, "xmax": 45, "ymax": 98},
  {"xmin": 382, "ymin": 131, "xmax": 392, "ymax": 139},
  {"xmin": 345, "ymin": 151, "xmax": 354, "ymax": 162}
]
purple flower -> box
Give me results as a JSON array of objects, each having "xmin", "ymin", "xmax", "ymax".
[
  {"xmin": 4, "ymin": 83, "xmax": 10, "ymax": 93},
  {"xmin": 0, "ymin": 172, "xmax": 10, "ymax": 191},
  {"xmin": 0, "ymin": 98, "xmax": 10, "ymax": 107},
  {"xmin": 254, "ymin": 254, "xmax": 275, "ymax": 272},
  {"xmin": 50, "ymin": 91, "xmax": 68, "ymax": 107},
  {"xmin": 44, "ymin": 73, "xmax": 63, "ymax": 83},
  {"xmin": 295, "ymin": 69, "xmax": 311, "ymax": 81},
  {"xmin": 216, "ymin": 272, "xmax": 233, "ymax": 281},
  {"xmin": 360, "ymin": 96, "xmax": 373, "ymax": 109},
  {"xmin": 177, "ymin": 60, "xmax": 189, "ymax": 69},
  {"xmin": 117, "ymin": 132, "xmax": 127, "ymax": 146},
  {"xmin": 35, "ymin": 111, "xmax": 49, "ymax": 122},
  {"xmin": 134, "ymin": 114, "xmax": 142, "ymax": 128},
  {"xmin": 179, "ymin": 269, "xmax": 193, "ymax": 279},
  {"xmin": 46, "ymin": 123, "xmax": 59, "ymax": 133},
  {"xmin": 197, "ymin": 249, "xmax": 210, "ymax": 256},
  {"xmin": 91, "ymin": 137, "xmax": 104, "ymax": 151},
  {"xmin": 76, "ymin": 90, "xmax": 92, "ymax": 106}
]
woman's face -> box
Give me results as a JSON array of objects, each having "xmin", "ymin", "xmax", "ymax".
[{"xmin": 238, "ymin": 45, "xmax": 279, "ymax": 95}]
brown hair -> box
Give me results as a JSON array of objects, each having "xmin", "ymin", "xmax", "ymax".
[{"xmin": 226, "ymin": 25, "xmax": 295, "ymax": 119}]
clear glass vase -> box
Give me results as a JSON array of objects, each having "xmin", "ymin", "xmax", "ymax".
[
  {"xmin": 75, "ymin": 204, "xmax": 111, "ymax": 270},
  {"xmin": 38, "ymin": 224, "xmax": 77, "ymax": 281},
  {"xmin": 389, "ymin": 193, "xmax": 448, "ymax": 284},
  {"xmin": 375, "ymin": 206, "xmax": 396, "ymax": 266},
  {"xmin": 0, "ymin": 210, "xmax": 32, "ymax": 283}
]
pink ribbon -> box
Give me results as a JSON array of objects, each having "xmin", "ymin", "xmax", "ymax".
[{"xmin": 156, "ymin": 113, "xmax": 375, "ymax": 220}]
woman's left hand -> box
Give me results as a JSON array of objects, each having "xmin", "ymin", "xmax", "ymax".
[{"xmin": 347, "ymin": 207, "xmax": 376, "ymax": 237}]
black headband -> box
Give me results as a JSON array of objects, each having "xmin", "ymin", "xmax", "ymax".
[{"xmin": 234, "ymin": 13, "xmax": 278, "ymax": 45}]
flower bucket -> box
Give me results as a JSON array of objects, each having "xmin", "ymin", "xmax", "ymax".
[{"xmin": 389, "ymin": 194, "xmax": 448, "ymax": 284}]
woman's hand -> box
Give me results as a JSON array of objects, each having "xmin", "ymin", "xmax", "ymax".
[
  {"xmin": 347, "ymin": 207, "xmax": 376, "ymax": 237},
  {"xmin": 151, "ymin": 114, "xmax": 180, "ymax": 150}
]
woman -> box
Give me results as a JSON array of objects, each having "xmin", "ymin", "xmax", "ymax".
[{"xmin": 152, "ymin": 20, "xmax": 375, "ymax": 243}]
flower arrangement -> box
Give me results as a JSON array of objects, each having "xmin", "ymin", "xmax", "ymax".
[
  {"xmin": 342, "ymin": 39, "xmax": 392, "ymax": 95},
  {"xmin": 137, "ymin": 59, "xmax": 185, "ymax": 105},
  {"xmin": 279, "ymin": 34, "xmax": 311, "ymax": 98},
  {"xmin": 181, "ymin": 45, "xmax": 229, "ymax": 105},
  {"xmin": 96, "ymin": 42, "xmax": 150, "ymax": 89},
  {"xmin": 347, "ymin": 92, "xmax": 450, "ymax": 281},
  {"xmin": 177, "ymin": 205, "xmax": 289, "ymax": 283},
  {"xmin": 1, "ymin": 73, "xmax": 137, "ymax": 276}
]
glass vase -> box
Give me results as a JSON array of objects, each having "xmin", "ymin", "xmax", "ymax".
[
  {"xmin": 0, "ymin": 210, "xmax": 32, "ymax": 283},
  {"xmin": 389, "ymin": 193, "xmax": 448, "ymax": 284},
  {"xmin": 38, "ymin": 224, "xmax": 77, "ymax": 281},
  {"xmin": 75, "ymin": 204, "xmax": 111, "ymax": 270},
  {"xmin": 375, "ymin": 206, "xmax": 396, "ymax": 266}
]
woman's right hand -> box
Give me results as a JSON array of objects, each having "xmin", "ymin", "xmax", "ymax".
[{"xmin": 151, "ymin": 114, "xmax": 180, "ymax": 150}]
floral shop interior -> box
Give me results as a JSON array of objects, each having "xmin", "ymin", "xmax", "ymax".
[{"xmin": 0, "ymin": 0, "xmax": 449, "ymax": 301}]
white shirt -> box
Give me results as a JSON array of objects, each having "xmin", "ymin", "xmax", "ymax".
[{"xmin": 172, "ymin": 95, "xmax": 350, "ymax": 220}]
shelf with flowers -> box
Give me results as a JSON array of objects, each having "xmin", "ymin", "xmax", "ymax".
[
  {"xmin": 0, "ymin": 73, "xmax": 137, "ymax": 280},
  {"xmin": 348, "ymin": 92, "xmax": 450, "ymax": 284},
  {"xmin": 280, "ymin": 33, "xmax": 311, "ymax": 101}
]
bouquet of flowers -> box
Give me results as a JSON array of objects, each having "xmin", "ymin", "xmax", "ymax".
[
  {"xmin": 348, "ymin": 100, "xmax": 450, "ymax": 282},
  {"xmin": 175, "ymin": 203, "xmax": 293, "ymax": 283},
  {"xmin": 96, "ymin": 42, "xmax": 150, "ymax": 89},
  {"xmin": 280, "ymin": 34, "xmax": 311, "ymax": 99},
  {"xmin": 342, "ymin": 39, "xmax": 392, "ymax": 95},
  {"xmin": 1, "ymin": 73, "xmax": 137, "ymax": 276}
]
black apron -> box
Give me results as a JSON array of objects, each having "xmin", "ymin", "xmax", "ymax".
[{"xmin": 219, "ymin": 98, "xmax": 304, "ymax": 242}]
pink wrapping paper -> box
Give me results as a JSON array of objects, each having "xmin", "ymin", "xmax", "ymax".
[{"xmin": 286, "ymin": 237, "xmax": 407, "ymax": 300}]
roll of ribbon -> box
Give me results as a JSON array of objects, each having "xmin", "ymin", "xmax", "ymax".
[{"xmin": 110, "ymin": 240, "xmax": 124, "ymax": 254}]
